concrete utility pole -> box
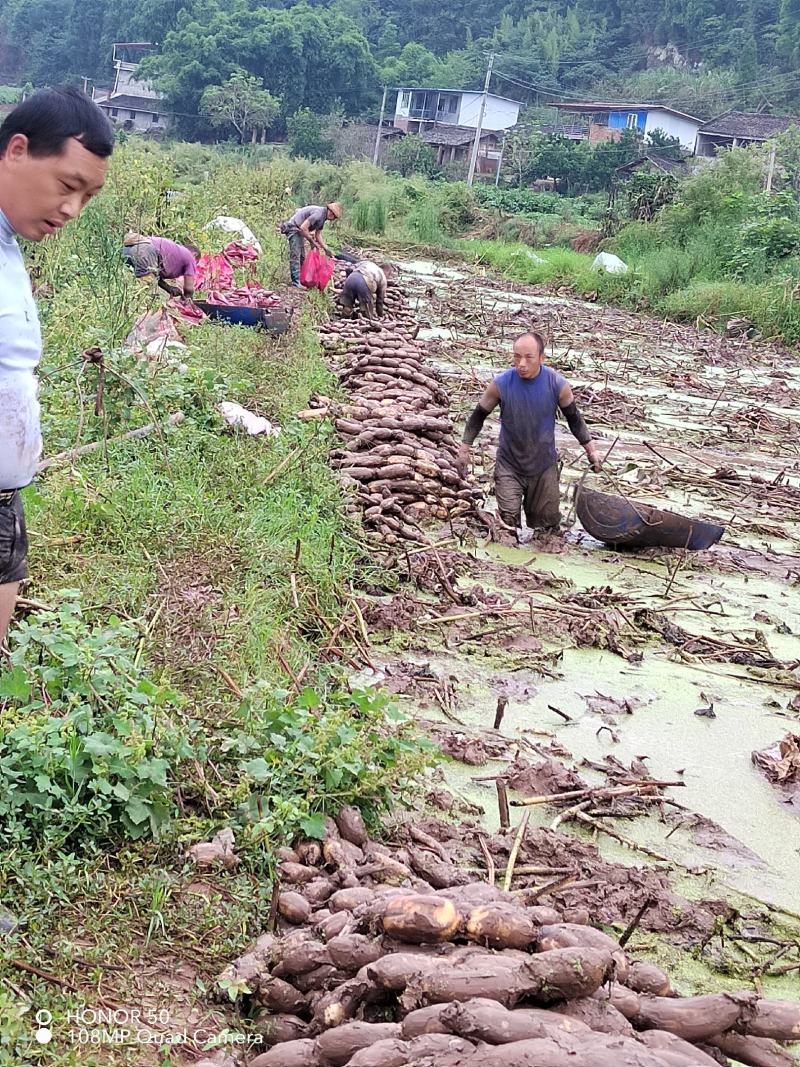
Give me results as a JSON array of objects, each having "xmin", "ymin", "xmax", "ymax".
[
  {"xmin": 467, "ymin": 52, "xmax": 495, "ymax": 187},
  {"xmin": 495, "ymin": 133, "xmax": 506, "ymax": 187},
  {"xmin": 765, "ymin": 142, "xmax": 777, "ymax": 193},
  {"xmin": 373, "ymin": 86, "xmax": 388, "ymax": 167}
]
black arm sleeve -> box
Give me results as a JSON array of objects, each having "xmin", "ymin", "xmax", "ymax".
[
  {"xmin": 560, "ymin": 401, "xmax": 592, "ymax": 445},
  {"xmin": 463, "ymin": 402, "xmax": 492, "ymax": 445}
]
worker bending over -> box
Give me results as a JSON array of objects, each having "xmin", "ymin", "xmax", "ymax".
[
  {"xmin": 123, "ymin": 234, "xmax": 199, "ymax": 298},
  {"xmin": 338, "ymin": 260, "xmax": 387, "ymax": 320},
  {"xmin": 457, "ymin": 331, "xmax": 601, "ymax": 536},
  {"xmin": 279, "ymin": 202, "xmax": 342, "ymax": 287}
]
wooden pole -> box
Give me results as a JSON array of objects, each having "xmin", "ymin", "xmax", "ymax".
[{"xmin": 37, "ymin": 412, "xmax": 184, "ymax": 472}]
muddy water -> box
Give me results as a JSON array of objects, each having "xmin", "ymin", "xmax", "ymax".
[
  {"xmin": 377, "ymin": 256, "xmax": 800, "ymax": 917},
  {"xmin": 464, "ymin": 544, "xmax": 799, "ymax": 911}
]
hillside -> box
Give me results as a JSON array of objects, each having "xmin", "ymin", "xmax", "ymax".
[{"xmin": 0, "ymin": 0, "xmax": 798, "ymax": 135}]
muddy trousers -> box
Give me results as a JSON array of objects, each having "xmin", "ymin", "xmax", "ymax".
[
  {"xmin": 287, "ymin": 233, "xmax": 306, "ymax": 285},
  {"xmin": 494, "ymin": 460, "xmax": 561, "ymax": 531}
]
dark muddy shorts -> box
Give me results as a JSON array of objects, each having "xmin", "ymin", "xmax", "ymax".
[{"xmin": 0, "ymin": 491, "xmax": 29, "ymax": 585}]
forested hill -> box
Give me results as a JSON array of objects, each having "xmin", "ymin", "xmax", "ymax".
[{"xmin": 1, "ymin": 0, "xmax": 799, "ymax": 132}]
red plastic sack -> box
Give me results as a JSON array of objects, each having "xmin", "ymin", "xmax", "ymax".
[
  {"xmin": 195, "ymin": 252, "xmax": 234, "ymax": 292},
  {"xmin": 223, "ymin": 240, "xmax": 259, "ymax": 265},
  {"xmin": 300, "ymin": 249, "xmax": 335, "ymax": 290}
]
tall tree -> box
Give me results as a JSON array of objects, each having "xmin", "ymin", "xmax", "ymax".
[
  {"xmin": 777, "ymin": 0, "xmax": 800, "ymax": 64},
  {"xmin": 200, "ymin": 71, "xmax": 279, "ymax": 142},
  {"xmin": 144, "ymin": 1, "xmax": 378, "ymax": 135}
]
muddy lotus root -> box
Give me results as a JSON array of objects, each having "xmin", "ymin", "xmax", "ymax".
[
  {"xmin": 441, "ymin": 997, "xmax": 591, "ymax": 1044},
  {"xmin": 255, "ymin": 976, "xmax": 308, "ymax": 1015},
  {"xmin": 316, "ymin": 1021, "xmax": 402, "ymax": 1066},
  {"xmin": 248, "ymin": 1037, "xmax": 322, "ymax": 1067},
  {"xmin": 537, "ymin": 922, "xmax": 629, "ymax": 981},
  {"xmin": 327, "ymin": 933, "xmax": 386, "ymax": 972},
  {"xmin": 335, "ymin": 805, "xmax": 369, "ymax": 847},
  {"xmin": 465, "ymin": 902, "xmax": 539, "ymax": 950},
  {"xmin": 346, "ymin": 1034, "xmax": 475, "ymax": 1067},
  {"xmin": 277, "ymin": 890, "xmax": 312, "ymax": 924},
  {"xmin": 380, "ymin": 894, "xmax": 461, "ymax": 943},
  {"xmin": 627, "ymin": 961, "xmax": 675, "ymax": 997},
  {"xmin": 639, "ymin": 1029, "xmax": 726, "ymax": 1067},
  {"xmin": 707, "ymin": 1030, "xmax": 799, "ymax": 1067},
  {"xmin": 399, "ymin": 1003, "xmax": 452, "ymax": 1038},
  {"xmin": 255, "ymin": 1012, "xmax": 310, "ymax": 1045},
  {"xmin": 552, "ymin": 995, "xmax": 635, "ymax": 1036}
]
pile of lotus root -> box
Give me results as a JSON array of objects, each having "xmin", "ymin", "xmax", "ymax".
[
  {"xmin": 217, "ymin": 808, "xmax": 799, "ymax": 1067},
  {"xmin": 307, "ymin": 280, "xmax": 482, "ymax": 545}
]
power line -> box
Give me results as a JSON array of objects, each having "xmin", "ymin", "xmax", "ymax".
[{"xmin": 492, "ymin": 64, "xmax": 800, "ymax": 112}]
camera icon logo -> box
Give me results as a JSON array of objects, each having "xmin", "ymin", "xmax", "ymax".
[{"xmin": 35, "ymin": 1009, "xmax": 53, "ymax": 1045}]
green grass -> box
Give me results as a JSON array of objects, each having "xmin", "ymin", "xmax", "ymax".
[
  {"xmin": 462, "ymin": 239, "xmax": 593, "ymax": 284},
  {"xmin": 458, "ymin": 233, "xmax": 800, "ymax": 343}
]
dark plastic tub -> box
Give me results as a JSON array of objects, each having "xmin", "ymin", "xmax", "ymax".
[{"xmin": 195, "ymin": 301, "xmax": 292, "ymax": 334}]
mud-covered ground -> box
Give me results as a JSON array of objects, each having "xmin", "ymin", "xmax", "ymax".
[{"xmin": 351, "ymin": 257, "xmax": 800, "ymax": 959}]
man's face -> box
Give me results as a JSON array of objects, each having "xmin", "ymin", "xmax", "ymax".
[
  {"xmin": 0, "ymin": 134, "xmax": 108, "ymax": 241},
  {"xmin": 512, "ymin": 336, "xmax": 544, "ymax": 380}
]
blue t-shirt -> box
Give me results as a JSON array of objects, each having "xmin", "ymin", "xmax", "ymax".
[
  {"xmin": 0, "ymin": 208, "xmax": 42, "ymax": 489},
  {"xmin": 495, "ymin": 365, "xmax": 567, "ymax": 478}
]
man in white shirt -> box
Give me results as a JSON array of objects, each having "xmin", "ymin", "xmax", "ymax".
[{"xmin": 0, "ymin": 87, "xmax": 112, "ymax": 643}]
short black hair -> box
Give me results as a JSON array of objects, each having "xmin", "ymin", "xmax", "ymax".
[
  {"xmin": 0, "ymin": 86, "xmax": 114, "ymax": 160},
  {"xmin": 514, "ymin": 330, "xmax": 547, "ymax": 356}
]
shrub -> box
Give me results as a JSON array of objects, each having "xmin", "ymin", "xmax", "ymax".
[
  {"xmin": 624, "ymin": 171, "xmax": 679, "ymax": 221},
  {"xmin": 0, "ymin": 597, "xmax": 195, "ymax": 849},
  {"xmin": 287, "ymin": 108, "xmax": 334, "ymax": 161},
  {"xmin": 352, "ymin": 194, "xmax": 388, "ymax": 234},
  {"xmin": 405, "ymin": 199, "xmax": 446, "ymax": 243},
  {"xmin": 658, "ymin": 279, "xmax": 763, "ymax": 322},
  {"xmin": 234, "ymin": 686, "xmax": 431, "ymax": 842},
  {"xmin": 662, "ymin": 146, "xmax": 767, "ymax": 235},
  {"xmin": 385, "ymin": 134, "xmax": 438, "ymax": 178},
  {"xmin": 437, "ymin": 181, "xmax": 479, "ymax": 232},
  {"xmin": 474, "ymin": 185, "xmax": 563, "ymax": 217}
]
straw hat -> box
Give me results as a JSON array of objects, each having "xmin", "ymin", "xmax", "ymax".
[{"xmin": 327, "ymin": 202, "xmax": 343, "ymax": 220}]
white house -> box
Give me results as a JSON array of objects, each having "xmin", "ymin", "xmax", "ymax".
[
  {"xmin": 93, "ymin": 43, "xmax": 171, "ymax": 134},
  {"xmin": 393, "ymin": 87, "xmax": 521, "ymax": 135},
  {"xmin": 551, "ymin": 101, "xmax": 702, "ymax": 152}
]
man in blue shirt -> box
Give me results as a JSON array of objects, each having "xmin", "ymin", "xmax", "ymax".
[
  {"xmin": 0, "ymin": 88, "xmax": 112, "ymax": 643},
  {"xmin": 457, "ymin": 331, "xmax": 601, "ymax": 536}
]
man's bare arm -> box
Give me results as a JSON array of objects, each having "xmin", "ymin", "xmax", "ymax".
[
  {"xmin": 158, "ymin": 277, "xmax": 182, "ymax": 298},
  {"xmin": 298, "ymin": 220, "xmax": 320, "ymax": 247},
  {"xmin": 558, "ymin": 383, "xmax": 601, "ymax": 471}
]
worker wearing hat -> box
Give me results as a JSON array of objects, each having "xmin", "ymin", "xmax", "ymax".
[{"xmin": 279, "ymin": 201, "xmax": 342, "ymax": 287}]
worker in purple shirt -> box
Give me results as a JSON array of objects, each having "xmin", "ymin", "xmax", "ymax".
[
  {"xmin": 457, "ymin": 331, "xmax": 602, "ymax": 538},
  {"xmin": 123, "ymin": 233, "xmax": 200, "ymax": 297},
  {"xmin": 0, "ymin": 88, "xmax": 112, "ymax": 644}
]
